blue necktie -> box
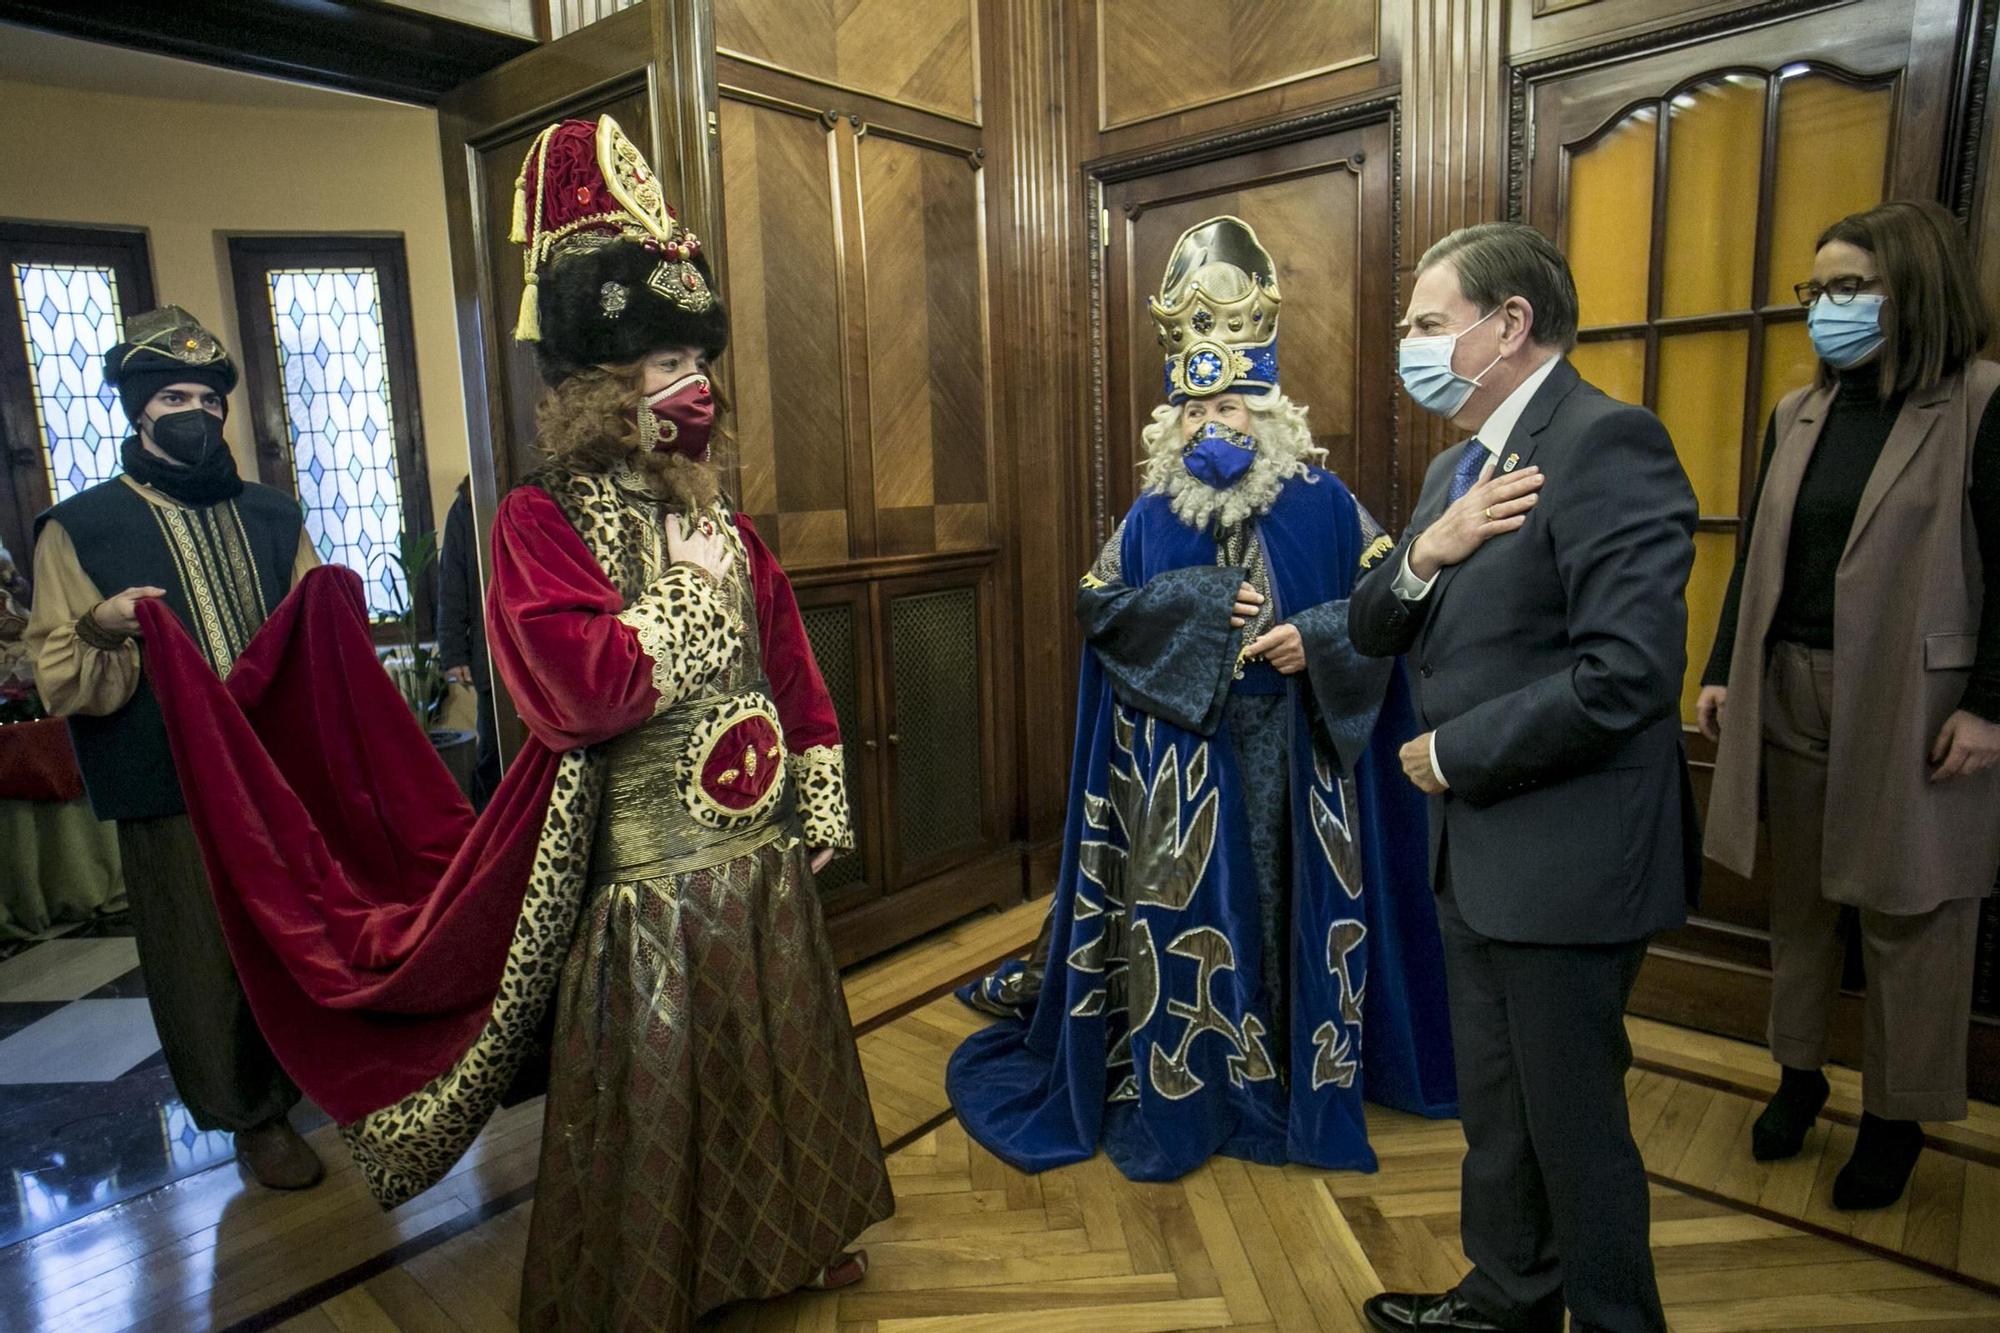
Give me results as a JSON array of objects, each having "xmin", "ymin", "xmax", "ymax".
[{"xmin": 1447, "ymin": 439, "xmax": 1488, "ymax": 504}]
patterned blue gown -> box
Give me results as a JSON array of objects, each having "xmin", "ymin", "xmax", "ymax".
[{"xmin": 947, "ymin": 468, "xmax": 1457, "ymax": 1181}]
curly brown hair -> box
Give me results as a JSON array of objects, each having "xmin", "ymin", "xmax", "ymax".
[{"xmin": 532, "ymin": 360, "xmax": 727, "ymax": 512}]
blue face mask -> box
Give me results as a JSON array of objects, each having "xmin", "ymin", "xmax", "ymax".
[
  {"xmin": 1183, "ymin": 420, "xmax": 1257, "ymax": 489},
  {"xmin": 1397, "ymin": 306, "xmax": 1503, "ymax": 418},
  {"xmin": 1807, "ymin": 293, "xmax": 1886, "ymax": 369}
]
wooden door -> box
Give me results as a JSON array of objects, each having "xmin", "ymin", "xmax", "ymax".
[
  {"xmin": 431, "ymin": 1, "xmax": 704, "ymax": 761},
  {"xmin": 1518, "ymin": 0, "xmax": 1999, "ymax": 1099},
  {"xmin": 436, "ymin": 4, "xmax": 665, "ymax": 508},
  {"xmin": 1098, "ymin": 116, "xmax": 1398, "ymax": 532}
]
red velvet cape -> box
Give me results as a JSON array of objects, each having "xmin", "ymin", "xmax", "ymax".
[
  {"xmin": 139, "ymin": 570, "xmax": 558, "ymax": 1122},
  {"xmin": 138, "ymin": 499, "xmax": 838, "ymax": 1124}
]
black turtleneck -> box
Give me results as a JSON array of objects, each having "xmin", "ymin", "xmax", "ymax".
[{"xmin": 1705, "ymin": 363, "xmax": 2000, "ymax": 721}]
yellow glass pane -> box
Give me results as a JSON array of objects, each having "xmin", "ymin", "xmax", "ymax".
[
  {"xmin": 1656, "ymin": 329, "xmax": 1748, "ymax": 516},
  {"xmin": 1683, "ymin": 530, "xmax": 1735, "ymax": 724},
  {"xmin": 1662, "ymin": 74, "xmax": 1766, "ymax": 317},
  {"xmin": 1765, "ymin": 73, "xmax": 1892, "ymax": 306},
  {"xmin": 1567, "ymin": 107, "xmax": 1656, "ymax": 329},
  {"xmin": 1759, "ymin": 318, "xmax": 1818, "ymax": 435},
  {"xmin": 1568, "ymin": 337, "xmax": 1646, "ymax": 405}
]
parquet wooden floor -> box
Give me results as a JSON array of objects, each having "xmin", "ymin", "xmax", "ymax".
[{"xmin": 5, "ymin": 899, "xmax": 1997, "ymax": 1332}]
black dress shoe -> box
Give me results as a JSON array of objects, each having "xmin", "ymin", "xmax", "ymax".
[{"xmin": 1363, "ymin": 1291, "xmax": 1508, "ymax": 1332}]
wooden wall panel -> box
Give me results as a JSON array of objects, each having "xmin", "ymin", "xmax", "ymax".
[
  {"xmin": 1397, "ymin": 0, "xmax": 1509, "ymax": 528},
  {"xmin": 1095, "ymin": 0, "xmax": 1380, "ymax": 131},
  {"xmin": 714, "ymin": 0, "xmax": 981, "ymax": 125},
  {"xmin": 986, "ymin": 0, "xmax": 1085, "ymax": 872},
  {"xmin": 717, "ymin": 95, "xmax": 851, "ymax": 567},
  {"xmin": 855, "ymin": 132, "xmax": 993, "ymax": 556}
]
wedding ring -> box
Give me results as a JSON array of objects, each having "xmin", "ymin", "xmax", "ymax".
[{"xmin": 1482, "ymin": 506, "xmax": 1493, "ymax": 520}]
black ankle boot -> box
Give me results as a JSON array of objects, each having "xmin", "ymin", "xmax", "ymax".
[
  {"xmin": 1833, "ymin": 1113, "xmax": 1923, "ymax": 1210},
  {"xmin": 1751, "ymin": 1066, "xmax": 1829, "ymax": 1162}
]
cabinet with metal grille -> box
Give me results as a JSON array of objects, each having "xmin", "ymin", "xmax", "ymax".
[{"xmin": 792, "ymin": 559, "xmax": 1017, "ymax": 965}]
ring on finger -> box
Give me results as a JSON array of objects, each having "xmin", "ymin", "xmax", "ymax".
[{"xmin": 1482, "ymin": 506, "xmax": 1494, "ymax": 520}]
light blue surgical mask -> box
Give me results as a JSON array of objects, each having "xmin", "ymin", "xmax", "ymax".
[
  {"xmin": 1807, "ymin": 293, "xmax": 1886, "ymax": 369},
  {"xmin": 1398, "ymin": 306, "xmax": 1503, "ymax": 418}
]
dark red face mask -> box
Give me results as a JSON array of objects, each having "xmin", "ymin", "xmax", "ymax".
[{"xmin": 638, "ymin": 373, "xmax": 715, "ymax": 461}]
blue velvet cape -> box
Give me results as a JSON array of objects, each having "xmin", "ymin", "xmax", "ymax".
[{"xmin": 947, "ymin": 470, "xmax": 1456, "ymax": 1181}]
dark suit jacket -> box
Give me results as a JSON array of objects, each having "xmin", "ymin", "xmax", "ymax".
[{"xmin": 1350, "ymin": 358, "xmax": 1701, "ymax": 945}]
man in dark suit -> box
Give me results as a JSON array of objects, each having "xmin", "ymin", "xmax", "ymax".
[{"xmin": 1352, "ymin": 223, "xmax": 1698, "ymax": 1333}]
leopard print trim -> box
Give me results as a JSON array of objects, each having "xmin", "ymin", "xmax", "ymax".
[
  {"xmin": 787, "ymin": 743, "xmax": 853, "ymax": 852},
  {"xmin": 340, "ymin": 749, "xmax": 605, "ymax": 1208},
  {"xmin": 618, "ymin": 566, "xmax": 743, "ymax": 714}
]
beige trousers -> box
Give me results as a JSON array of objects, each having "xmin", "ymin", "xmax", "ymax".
[{"xmin": 1761, "ymin": 641, "xmax": 1978, "ymax": 1122}]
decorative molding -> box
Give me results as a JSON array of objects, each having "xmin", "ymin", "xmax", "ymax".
[
  {"xmin": 1086, "ymin": 91, "xmax": 1402, "ymax": 183},
  {"xmin": 716, "ymin": 47, "xmax": 984, "ymax": 129},
  {"xmin": 1505, "ymin": 0, "xmax": 1849, "ymax": 219},
  {"xmin": 1086, "ymin": 176, "xmax": 1110, "ymax": 549},
  {"xmin": 1950, "ymin": 0, "xmax": 2000, "ymax": 220},
  {"xmin": 1387, "ymin": 100, "xmax": 1404, "ymax": 524}
]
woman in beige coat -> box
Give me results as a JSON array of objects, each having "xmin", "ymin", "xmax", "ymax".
[{"xmin": 1699, "ymin": 200, "xmax": 2000, "ymax": 1210}]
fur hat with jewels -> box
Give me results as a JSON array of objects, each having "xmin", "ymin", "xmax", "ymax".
[{"xmin": 511, "ymin": 115, "xmax": 729, "ymax": 385}]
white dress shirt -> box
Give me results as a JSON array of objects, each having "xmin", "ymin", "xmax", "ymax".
[{"xmin": 1394, "ymin": 353, "xmax": 1563, "ymax": 787}]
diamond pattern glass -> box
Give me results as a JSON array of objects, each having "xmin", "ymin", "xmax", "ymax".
[
  {"xmin": 266, "ymin": 267, "xmax": 406, "ymax": 617},
  {"xmin": 11, "ymin": 263, "xmax": 127, "ymax": 502}
]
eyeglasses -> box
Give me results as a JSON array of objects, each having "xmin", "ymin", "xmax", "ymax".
[{"xmin": 1794, "ymin": 276, "xmax": 1881, "ymax": 308}]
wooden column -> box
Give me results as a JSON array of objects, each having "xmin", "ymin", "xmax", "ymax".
[
  {"xmin": 987, "ymin": 0, "xmax": 1090, "ymax": 888},
  {"xmin": 1397, "ymin": 0, "xmax": 1509, "ymax": 524}
]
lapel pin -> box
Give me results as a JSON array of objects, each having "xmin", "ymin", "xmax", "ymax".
[{"xmin": 1502, "ymin": 452, "xmax": 1520, "ymax": 473}]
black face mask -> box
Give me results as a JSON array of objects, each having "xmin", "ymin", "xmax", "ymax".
[{"xmin": 146, "ymin": 408, "xmax": 227, "ymax": 467}]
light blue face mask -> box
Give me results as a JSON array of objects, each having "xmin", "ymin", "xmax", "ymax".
[
  {"xmin": 1398, "ymin": 306, "xmax": 1504, "ymax": 418},
  {"xmin": 1807, "ymin": 293, "xmax": 1886, "ymax": 369}
]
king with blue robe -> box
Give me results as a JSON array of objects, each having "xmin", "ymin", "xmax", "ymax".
[{"xmin": 948, "ymin": 216, "xmax": 1457, "ymax": 1181}]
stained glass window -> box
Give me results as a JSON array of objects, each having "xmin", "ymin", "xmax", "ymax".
[
  {"xmin": 11, "ymin": 263, "xmax": 127, "ymax": 502},
  {"xmin": 265, "ymin": 267, "xmax": 408, "ymax": 618}
]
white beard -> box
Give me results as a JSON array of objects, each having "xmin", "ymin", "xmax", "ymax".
[
  {"xmin": 1151, "ymin": 444, "xmax": 1305, "ymax": 530},
  {"xmin": 1139, "ymin": 392, "xmax": 1325, "ymax": 530}
]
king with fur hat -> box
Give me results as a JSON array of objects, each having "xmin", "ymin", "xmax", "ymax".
[{"xmin": 463, "ymin": 111, "xmax": 890, "ymax": 1329}]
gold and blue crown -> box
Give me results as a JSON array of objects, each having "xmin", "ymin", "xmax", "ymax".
[{"xmin": 1149, "ymin": 215, "xmax": 1282, "ymax": 405}]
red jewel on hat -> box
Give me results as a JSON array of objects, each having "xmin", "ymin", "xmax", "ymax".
[
  {"xmin": 575, "ymin": 185, "xmax": 594, "ymax": 205},
  {"xmin": 682, "ymin": 271, "xmax": 698, "ymax": 291},
  {"xmin": 666, "ymin": 204, "xmax": 677, "ymax": 219}
]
